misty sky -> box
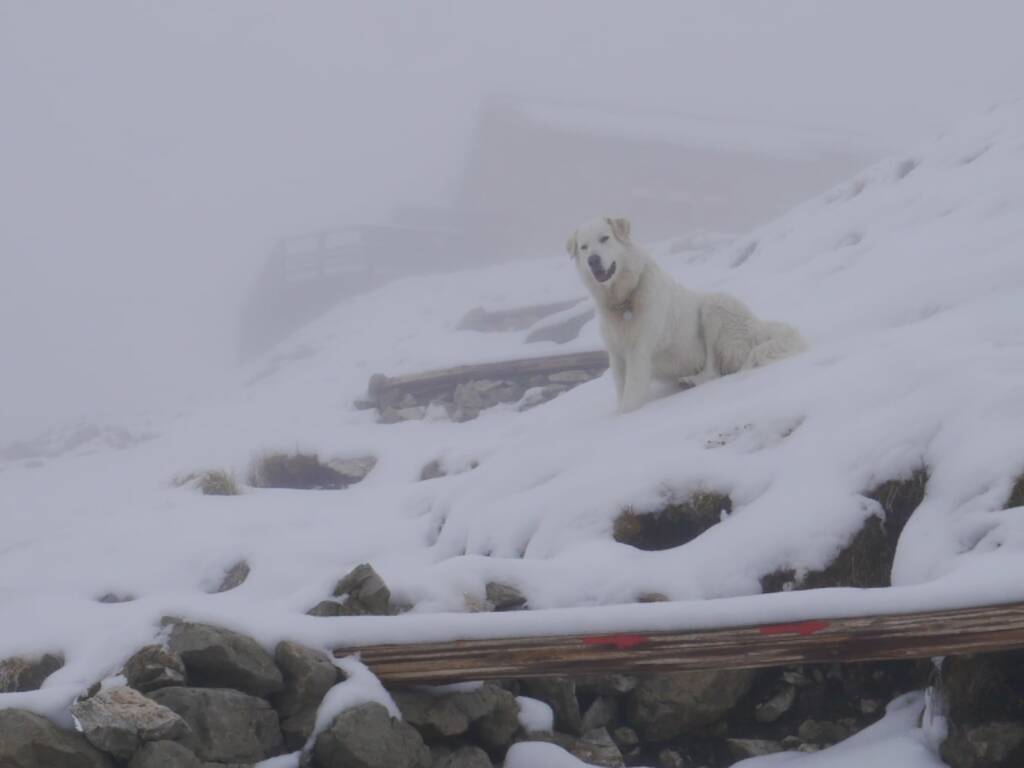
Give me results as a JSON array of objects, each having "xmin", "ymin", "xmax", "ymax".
[{"xmin": 2, "ymin": 1, "xmax": 1022, "ymax": 441}]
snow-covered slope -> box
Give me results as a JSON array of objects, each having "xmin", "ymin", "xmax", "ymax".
[{"xmin": 2, "ymin": 103, "xmax": 1024, "ymax": 768}]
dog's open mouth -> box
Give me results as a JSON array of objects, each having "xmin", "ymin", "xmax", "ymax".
[{"xmin": 591, "ymin": 261, "xmax": 617, "ymax": 283}]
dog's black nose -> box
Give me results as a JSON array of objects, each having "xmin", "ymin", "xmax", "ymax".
[{"xmin": 587, "ymin": 254, "xmax": 601, "ymax": 269}]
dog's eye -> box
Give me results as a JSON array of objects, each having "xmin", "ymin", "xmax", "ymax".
[{"xmin": 599, "ymin": 235, "xmax": 609, "ymax": 243}]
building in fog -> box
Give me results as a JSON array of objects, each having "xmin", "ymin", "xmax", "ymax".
[{"xmin": 239, "ymin": 97, "xmax": 878, "ymax": 358}]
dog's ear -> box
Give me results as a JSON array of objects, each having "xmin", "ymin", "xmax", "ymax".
[
  {"xmin": 608, "ymin": 217, "xmax": 631, "ymax": 242},
  {"xmin": 565, "ymin": 232, "xmax": 577, "ymax": 258}
]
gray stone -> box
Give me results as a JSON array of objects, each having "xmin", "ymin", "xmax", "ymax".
[
  {"xmin": 517, "ymin": 384, "xmax": 568, "ymax": 411},
  {"xmin": 611, "ymin": 726, "xmax": 639, "ymax": 749},
  {"xmin": 471, "ymin": 687, "xmax": 521, "ymax": 751},
  {"xmin": 0, "ymin": 653, "xmax": 64, "ymax": 692},
  {"xmin": 726, "ymin": 738, "xmax": 785, "ymax": 759},
  {"xmin": 312, "ymin": 702, "xmax": 430, "ymax": 768},
  {"xmin": 332, "ymin": 563, "xmax": 393, "ymax": 616},
  {"xmin": 575, "ymin": 675, "xmax": 637, "ymax": 696},
  {"xmin": 123, "ymin": 646, "xmax": 187, "ymax": 693},
  {"xmin": 129, "ymin": 741, "xmax": 202, "ymax": 768},
  {"xmin": 797, "ymin": 719, "xmax": 852, "ymax": 745},
  {"xmin": 211, "ymin": 561, "xmax": 249, "ymax": 593},
  {"xmin": 395, "ymin": 683, "xmax": 517, "ymax": 745},
  {"xmin": 626, "ymin": 669, "xmax": 755, "ymax": 742},
  {"xmin": 580, "ymin": 696, "xmax": 618, "ymax": 733},
  {"xmin": 167, "ymin": 622, "xmax": 283, "ymax": 697},
  {"xmin": 755, "ymin": 684, "xmax": 796, "ymax": 723},
  {"xmin": 420, "ymin": 460, "xmax": 446, "ymax": 481},
  {"xmin": 435, "ymin": 745, "xmax": 493, "ymax": 768},
  {"xmin": 0, "ymin": 708, "xmax": 115, "ymax": 768},
  {"xmin": 273, "ymin": 641, "xmax": 339, "ymax": 750},
  {"xmin": 148, "ymin": 686, "xmax": 282, "ymax": 763},
  {"xmin": 452, "ymin": 380, "xmax": 524, "ymax": 422},
  {"xmin": 547, "ymin": 370, "xmax": 593, "ymax": 384},
  {"xmin": 571, "ymin": 728, "xmax": 624, "ymax": 767},
  {"xmin": 71, "ymin": 686, "xmax": 189, "ymax": 760},
  {"xmin": 306, "ymin": 600, "xmax": 345, "ymax": 617},
  {"xmin": 522, "ymin": 678, "xmax": 582, "ymax": 735},
  {"xmin": 943, "ymin": 722, "xmax": 1024, "ymax": 768},
  {"xmin": 657, "ymin": 748, "xmax": 685, "ymax": 768},
  {"xmin": 484, "ymin": 582, "xmax": 527, "ymax": 612}
]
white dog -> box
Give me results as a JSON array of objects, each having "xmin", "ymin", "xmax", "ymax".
[{"xmin": 567, "ymin": 217, "xmax": 806, "ymax": 413}]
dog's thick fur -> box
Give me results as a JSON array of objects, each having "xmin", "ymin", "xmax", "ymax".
[{"xmin": 567, "ymin": 217, "xmax": 806, "ymax": 413}]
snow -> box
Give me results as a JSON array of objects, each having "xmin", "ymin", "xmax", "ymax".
[
  {"xmin": 3, "ymin": 102, "xmax": 1024, "ymax": 768},
  {"xmin": 516, "ymin": 695, "xmax": 555, "ymax": 733}
]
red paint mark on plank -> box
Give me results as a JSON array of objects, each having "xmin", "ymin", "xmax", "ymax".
[
  {"xmin": 758, "ymin": 620, "xmax": 831, "ymax": 637},
  {"xmin": 582, "ymin": 634, "xmax": 650, "ymax": 651}
]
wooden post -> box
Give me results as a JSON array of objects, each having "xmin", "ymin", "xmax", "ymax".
[{"xmin": 336, "ymin": 601, "xmax": 1024, "ymax": 684}]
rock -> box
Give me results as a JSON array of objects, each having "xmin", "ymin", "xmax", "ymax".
[
  {"xmin": 452, "ymin": 380, "xmax": 524, "ymax": 422},
  {"xmin": 147, "ymin": 687, "xmax": 282, "ymax": 763},
  {"xmin": 522, "ymin": 678, "xmax": 582, "ymax": 735},
  {"xmin": 575, "ymin": 675, "xmax": 637, "ymax": 696},
  {"xmin": 71, "ymin": 686, "xmax": 189, "ymax": 760},
  {"xmin": 0, "ymin": 708, "xmax": 115, "ymax": 768},
  {"xmin": 657, "ymin": 748, "xmax": 685, "ymax": 768},
  {"xmin": 435, "ymin": 746, "xmax": 493, "ymax": 768},
  {"xmin": 312, "ymin": 702, "xmax": 430, "ymax": 768},
  {"xmin": 726, "ymin": 738, "xmax": 785, "ymax": 759},
  {"xmin": 943, "ymin": 722, "xmax": 1024, "ymax": 768},
  {"xmin": 248, "ymin": 451, "xmax": 354, "ymax": 489},
  {"xmin": 613, "ymin": 491, "xmax": 732, "ymax": 551},
  {"xmin": 123, "ymin": 646, "xmax": 188, "ymax": 693},
  {"xmin": 97, "ymin": 592, "xmax": 135, "ymax": 603},
  {"xmin": 128, "ymin": 741, "xmax": 202, "ymax": 768},
  {"xmin": 273, "ymin": 641, "xmax": 339, "ymax": 750},
  {"xmin": 0, "ymin": 653, "xmax": 64, "ymax": 692},
  {"xmin": 636, "ymin": 592, "xmax": 669, "ymax": 603},
  {"xmin": 211, "ymin": 561, "xmax": 249, "ymax": 593},
  {"xmin": 167, "ymin": 622, "xmax": 283, "ymax": 697},
  {"xmin": 571, "ymin": 728, "xmax": 624, "ymax": 767},
  {"xmin": 306, "ymin": 600, "xmax": 345, "ymax": 617},
  {"xmin": 580, "ymin": 696, "xmax": 618, "ymax": 733},
  {"xmin": 332, "ymin": 563, "xmax": 394, "ymax": 616},
  {"xmin": 547, "ymin": 370, "xmax": 593, "ymax": 384},
  {"xmin": 611, "ymin": 726, "xmax": 639, "ymax": 748},
  {"xmin": 471, "ymin": 687, "xmax": 521, "ymax": 751},
  {"xmin": 484, "ymin": 582, "xmax": 527, "ymax": 612},
  {"xmin": 626, "ymin": 669, "xmax": 755, "ymax": 742},
  {"xmin": 756, "ymin": 684, "xmax": 797, "ymax": 723},
  {"xmin": 517, "ymin": 385, "xmax": 568, "ymax": 411},
  {"xmin": 326, "ymin": 456, "xmax": 377, "ymax": 485},
  {"xmin": 797, "ymin": 719, "xmax": 852, "ymax": 745},
  {"xmin": 419, "ymin": 460, "xmax": 446, "ymax": 480}
]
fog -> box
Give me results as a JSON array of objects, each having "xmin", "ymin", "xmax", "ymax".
[{"xmin": 2, "ymin": 1, "xmax": 1022, "ymax": 441}]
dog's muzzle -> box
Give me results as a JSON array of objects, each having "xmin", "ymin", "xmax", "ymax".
[{"xmin": 588, "ymin": 254, "xmax": 617, "ymax": 283}]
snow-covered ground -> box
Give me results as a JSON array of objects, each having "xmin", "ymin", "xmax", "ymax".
[{"xmin": 3, "ymin": 102, "xmax": 1024, "ymax": 766}]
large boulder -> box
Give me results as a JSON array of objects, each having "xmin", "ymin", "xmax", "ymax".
[
  {"xmin": 147, "ymin": 686, "xmax": 282, "ymax": 763},
  {"xmin": 273, "ymin": 641, "xmax": 340, "ymax": 750},
  {"xmin": 128, "ymin": 740, "xmax": 202, "ymax": 768},
  {"xmin": 0, "ymin": 653, "xmax": 64, "ymax": 692},
  {"xmin": 941, "ymin": 651, "xmax": 1024, "ymax": 767},
  {"xmin": 311, "ymin": 702, "xmax": 430, "ymax": 768},
  {"xmin": 626, "ymin": 669, "xmax": 755, "ymax": 742},
  {"xmin": 166, "ymin": 622, "xmax": 283, "ymax": 697},
  {"xmin": 0, "ymin": 709, "xmax": 115, "ymax": 768},
  {"xmin": 70, "ymin": 686, "xmax": 189, "ymax": 760},
  {"xmin": 392, "ymin": 682, "xmax": 519, "ymax": 751},
  {"xmin": 123, "ymin": 646, "xmax": 187, "ymax": 693}
]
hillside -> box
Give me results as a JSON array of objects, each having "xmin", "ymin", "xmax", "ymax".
[{"xmin": 2, "ymin": 102, "xmax": 1024, "ymax": 767}]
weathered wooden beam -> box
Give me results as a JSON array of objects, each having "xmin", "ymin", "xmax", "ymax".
[
  {"xmin": 368, "ymin": 350, "xmax": 609, "ymax": 403},
  {"xmin": 336, "ymin": 601, "xmax": 1024, "ymax": 684}
]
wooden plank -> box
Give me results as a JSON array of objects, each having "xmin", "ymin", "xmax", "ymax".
[
  {"xmin": 369, "ymin": 350, "xmax": 609, "ymax": 402},
  {"xmin": 336, "ymin": 601, "xmax": 1024, "ymax": 684}
]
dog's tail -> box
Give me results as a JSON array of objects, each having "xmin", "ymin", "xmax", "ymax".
[{"xmin": 743, "ymin": 321, "xmax": 807, "ymax": 369}]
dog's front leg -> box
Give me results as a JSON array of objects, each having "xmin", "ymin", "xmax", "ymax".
[
  {"xmin": 610, "ymin": 352, "xmax": 626, "ymax": 404},
  {"xmin": 619, "ymin": 349, "xmax": 653, "ymax": 413}
]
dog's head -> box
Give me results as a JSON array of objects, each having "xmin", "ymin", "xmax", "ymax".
[{"xmin": 566, "ymin": 217, "xmax": 633, "ymax": 289}]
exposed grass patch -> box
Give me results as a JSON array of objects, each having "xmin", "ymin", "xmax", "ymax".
[
  {"xmin": 173, "ymin": 469, "xmax": 240, "ymax": 496},
  {"xmin": 613, "ymin": 490, "xmax": 732, "ymax": 551},
  {"xmin": 248, "ymin": 451, "xmax": 347, "ymax": 490},
  {"xmin": 761, "ymin": 469, "xmax": 928, "ymax": 592}
]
